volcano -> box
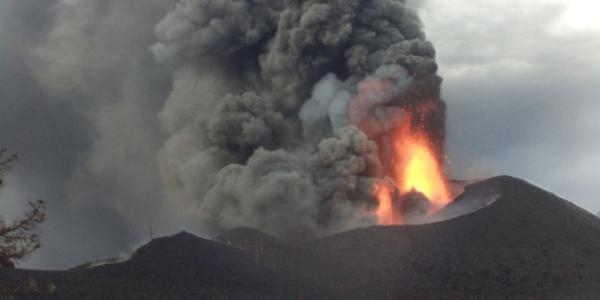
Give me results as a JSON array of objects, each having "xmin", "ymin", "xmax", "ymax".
[{"xmin": 1, "ymin": 176, "xmax": 599, "ymax": 299}]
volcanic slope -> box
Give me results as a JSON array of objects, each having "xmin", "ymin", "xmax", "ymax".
[{"xmin": 1, "ymin": 176, "xmax": 600, "ymax": 299}]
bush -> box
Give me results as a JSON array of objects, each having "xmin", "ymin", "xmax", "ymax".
[{"xmin": 0, "ymin": 148, "xmax": 46, "ymax": 267}]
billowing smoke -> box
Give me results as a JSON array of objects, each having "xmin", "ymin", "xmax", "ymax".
[{"xmin": 154, "ymin": 0, "xmax": 445, "ymax": 237}]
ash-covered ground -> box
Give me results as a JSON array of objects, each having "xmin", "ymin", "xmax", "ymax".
[{"xmin": 1, "ymin": 176, "xmax": 600, "ymax": 299}]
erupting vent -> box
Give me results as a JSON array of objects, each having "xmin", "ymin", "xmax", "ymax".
[{"xmin": 370, "ymin": 106, "xmax": 451, "ymax": 225}]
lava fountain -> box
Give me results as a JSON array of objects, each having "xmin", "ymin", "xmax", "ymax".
[
  {"xmin": 372, "ymin": 107, "xmax": 451, "ymax": 225},
  {"xmin": 347, "ymin": 69, "xmax": 451, "ymax": 225},
  {"xmin": 393, "ymin": 112, "xmax": 451, "ymax": 210}
]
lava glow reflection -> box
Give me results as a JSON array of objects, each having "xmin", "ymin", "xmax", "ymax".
[{"xmin": 373, "ymin": 183, "xmax": 400, "ymax": 225}]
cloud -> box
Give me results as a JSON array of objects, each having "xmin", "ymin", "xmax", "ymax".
[
  {"xmin": 1, "ymin": 0, "xmax": 175, "ymax": 269},
  {"xmin": 153, "ymin": 0, "xmax": 446, "ymax": 239},
  {"xmin": 415, "ymin": 0, "xmax": 600, "ymax": 212}
]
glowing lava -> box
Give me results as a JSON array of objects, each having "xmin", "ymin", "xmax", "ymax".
[
  {"xmin": 393, "ymin": 115, "xmax": 451, "ymax": 210},
  {"xmin": 374, "ymin": 110, "xmax": 451, "ymax": 225},
  {"xmin": 373, "ymin": 182, "xmax": 400, "ymax": 225}
]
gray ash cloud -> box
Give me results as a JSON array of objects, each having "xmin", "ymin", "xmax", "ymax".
[
  {"xmin": 153, "ymin": 0, "xmax": 446, "ymax": 237},
  {"xmin": 3, "ymin": 0, "xmax": 599, "ymax": 270},
  {"xmin": 1, "ymin": 0, "xmax": 445, "ymax": 270}
]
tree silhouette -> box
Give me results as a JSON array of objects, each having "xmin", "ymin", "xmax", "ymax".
[
  {"xmin": 0, "ymin": 148, "xmax": 16, "ymax": 189},
  {"xmin": 0, "ymin": 148, "xmax": 46, "ymax": 267}
]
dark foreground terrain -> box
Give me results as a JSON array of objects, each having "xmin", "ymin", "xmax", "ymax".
[{"xmin": 1, "ymin": 176, "xmax": 600, "ymax": 299}]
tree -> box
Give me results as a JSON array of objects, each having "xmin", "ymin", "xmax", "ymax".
[
  {"xmin": 0, "ymin": 148, "xmax": 46, "ymax": 268},
  {"xmin": 0, "ymin": 148, "xmax": 16, "ymax": 189}
]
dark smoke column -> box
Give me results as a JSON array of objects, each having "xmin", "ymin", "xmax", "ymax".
[{"xmin": 153, "ymin": 0, "xmax": 445, "ymax": 237}]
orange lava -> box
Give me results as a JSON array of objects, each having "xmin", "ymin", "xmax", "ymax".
[
  {"xmin": 393, "ymin": 115, "xmax": 451, "ymax": 210},
  {"xmin": 374, "ymin": 111, "xmax": 451, "ymax": 225},
  {"xmin": 373, "ymin": 182, "xmax": 400, "ymax": 225}
]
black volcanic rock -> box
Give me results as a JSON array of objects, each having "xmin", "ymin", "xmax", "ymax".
[
  {"xmin": 310, "ymin": 176, "xmax": 600, "ymax": 298},
  {"xmin": 1, "ymin": 176, "xmax": 599, "ymax": 299}
]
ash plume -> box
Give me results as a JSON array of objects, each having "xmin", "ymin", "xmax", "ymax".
[{"xmin": 154, "ymin": 0, "xmax": 446, "ymax": 237}]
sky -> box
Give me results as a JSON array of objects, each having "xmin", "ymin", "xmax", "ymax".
[
  {"xmin": 413, "ymin": 0, "xmax": 600, "ymax": 213},
  {"xmin": 0, "ymin": 0, "xmax": 598, "ymax": 269}
]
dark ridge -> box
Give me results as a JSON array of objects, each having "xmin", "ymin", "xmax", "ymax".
[
  {"xmin": 214, "ymin": 227, "xmax": 279, "ymax": 247},
  {"xmin": 309, "ymin": 176, "xmax": 600, "ymax": 298},
  {"xmin": 213, "ymin": 227, "xmax": 285, "ymax": 257},
  {"xmin": 1, "ymin": 176, "xmax": 599, "ymax": 299}
]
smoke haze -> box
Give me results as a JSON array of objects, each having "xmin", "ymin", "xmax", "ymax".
[
  {"xmin": 0, "ymin": 0, "xmax": 598, "ymax": 269},
  {"xmin": 151, "ymin": 0, "xmax": 447, "ymax": 238}
]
